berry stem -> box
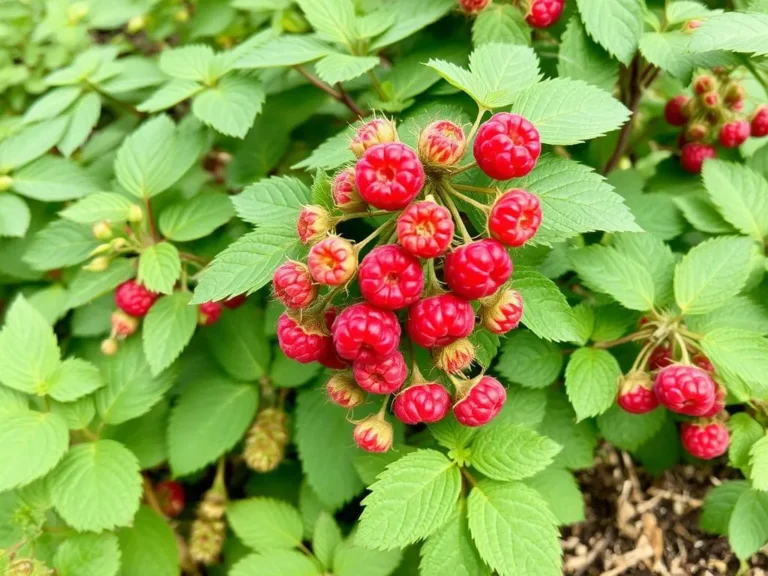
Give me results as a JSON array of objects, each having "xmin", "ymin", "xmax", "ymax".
[
  {"xmin": 674, "ymin": 332, "xmax": 692, "ymax": 365},
  {"xmin": 451, "ymin": 183, "xmax": 497, "ymax": 195},
  {"xmin": 743, "ymin": 57, "xmax": 768, "ymax": 95},
  {"xmin": 450, "ymin": 160, "xmax": 478, "ymax": 176},
  {"xmin": 143, "ymin": 197, "xmax": 159, "ymax": 243},
  {"xmin": 630, "ymin": 339, "xmax": 657, "ymax": 373},
  {"xmin": 377, "ymin": 394, "xmax": 391, "ymax": 417},
  {"xmin": 444, "ymin": 185, "xmax": 491, "ymax": 212},
  {"xmin": 466, "ymin": 106, "xmax": 488, "ymax": 145},
  {"xmin": 424, "ymin": 258, "xmax": 443, "ymax": 295},
  {"xmin": 438, "ymin": 186, "xmax": 473, "ymax": 243},
  {"xmin": 354, "ymin": 218, "xmax": 396, "ymax": 252},
  {"xmin": 337, "ymin": 210, "xmax": 391, "ymax": 222},
  {"xmin": 593, "ymin": 328, "xmax": 653, "ymax": 349}
]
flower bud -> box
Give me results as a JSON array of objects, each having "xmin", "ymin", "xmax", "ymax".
[
  {"xmin": 92, "ymin": 221, "xmax": 112, "ymax": 241},
  {"xmin": 332, "ymin": 168, "xmax": 366, "ymax": 213},
  {"xmin": 127, "ymin": 204, "xmax": 143, "ymax": 223},
  {"xmin": 0, "ymin": 175, "xmax": 12, "ymax": 191},
  {"xmin": 349, "ymin": 118, "xmax": 398, "ymax": 158},
  {"xmin": 694, "ymin": 74, "xmax": 717, "ymax": 95},
  {"xmin": 686, "ymin": 122, "xmax": 709, "ymax": 141},
  {"xmin": 724, "ymin": 82, "xmax": 744, "ymax": 104},
  {"xmin": 434, "ymin": 338, "xmax": 475, "ymax": 374},
  {"xmin": 353, "ymin": 415, "xmax": 393, "ymax": 453},
  {"xmin": 244, "ymin": 408, "xmax": 289, "ymax": 472},
  {"xmin": 418, "ymin": 120, "xmax": 466, "ymax": 167},
  {"xmin": 480, "ymin": 289, "xmax": 524, "ymax": 334},
  {"xmin": 326, "ymin": 372, "xmax": 367, "ymax": 408},
  {"xmin": 702, "ymin": 92, "xmax": 720, "ymax": 110},
  {"xmin": 297, "ymin": 205, "xmax": 333, "ymax": 245},
  {"xmin": 174, "ymin": 8, "xmax": 189, "ymax": 22},
  {"xmin": 111, "ymin": 310, "xmax": 138, "ymax": 338},
  {"xmin": 83, "ymin": 256, "xmax": 109, "ymax": 272},
  {"xmin": 101, "ymin": 338, "xmax": 119, "ymax": 356}
]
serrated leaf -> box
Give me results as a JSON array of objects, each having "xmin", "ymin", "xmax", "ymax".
[
  {"xmin": 313, "ymin": 512, "xmax": 342, "ymax": 569},
  {"xmin": 104, "ymin": 401, "xmax": 169, "ymax": 470},
  {"xmin": 612, "ymin": 232, "xmax": 675, "ymax": 306},
  {"xmin": 205, "ymin": 305, "xmax": 270, "ymax": 381},
  {"xmin": 524, "ymin": 467, "xmax": 585, "ymax": 526},
  {"xmin": 137, "ymin": 242, "xmax": 181, "ymax": 295},
  {"xmin": 47, "ymin": 358, "xmax": 102, "ymax": 402},
  {"xmin": 749, "ymin": 435, "xmax": 768, "ymax": 491},
  {"xmin": 674, "ymin": 193, "xmax": 736, "ymax": 235},
  {"xmin": 59, "ymin": 92, "xmax": 101, "ymax": 157},
  {"xmin": 137, "ymin": 79, "xmax": 204, "ymax": 113},
  {"xmin": 597, "ymin": 405, "xmax": 667, "ymax": 452},
  {"xmin": 53, "ymin": 533, "xmax": 120, "ymax": 576},
  {"xmin": 565, "ymin": 347, "xmax": 620, "ymax": 421},
  {"xmin": 0, "ymin": 195, "xmax": 30, "ymax": 238},
  {"xmin": 192, "ymin": 75, "xmax": 264, "ymax": 138},
  {"xmin": 511, "ymin": 267, "xmax": 581, "ymax": 343},
  {"xmin": 232, "ymin": 176, "xmax": 310, "ymax": 226},
  {"xmin": 315, "ymin": 54, "xmax": 380, "ymax": 85},
  {"xmin": 0, "ymin": 117, "xmax": 68, "ymax": 171},
  {"xmin": 470, "ymin": 424, "xmax": 561, "ymax": 481},
  {"xmin": 142, "ymin": 292, "xmax": 197, "ymax": 376},
  {"xmin": 13, "ymin": 156, "xmax": 101, "ymax": 201},
  {"xmin": 729, "ymin": 413, "xmax": 764, "ymax": 473},
  {"xmin": 270, "ymin": 348, "xmax": 321, "ymax": 388},
  {"xmin": 292, "ymin": 129, "xmax": 356, "ymax": 172},
  {"xmin": 231, "ymin": 550, "xmax": 322, "ymax": 576},
  {"xmin": 159, "ymin": 44, "xmax": 217, "ymax": 83},
  {"xmin": 687, "ymin": 293, "xmax": 768, "ymax": 336},
  {"xmin": 60, "ymin": 192, "xmax": 137, "ymax": 225},
  {"xmin": 51, "ymin": 396, "xmax": 96, "ymax": 430},
  {"xmin": 473, "ymin": 5, "xmax": 529, "ymax": 47},
  {"xmin": 158, "ymin": 193, "xmax": 234, "ymax": 241},
  {"xmin": 117, "ymin": 506, "xmax": 179, "ymax": 576},
  {"xmin": 24, "ymin": 219, "xmax": 99, "ymax": 271},
  {"xmin": 420, "ymin": 509, "xmax": 490, "ymax": 576},
  {"xmin": 688, "ymin": 12, "xmax": 768, "ymax": 56},
  {"xmin": 369, "ymin": 0, "xmax": 454, "ymax": 51},
  {"xmin": 576, "ymin": 0, "xmax": 643, "ymax": 64},
  {"xmin": 701, "ymin": 328, "xmax": 768, "ymax": 398},
  {"xmin": 227, "ymin": 498, "xmax": 303, "ymax": 552},
  {"xmin": 429, "ymin": 419, "xmax": 478, "ymax": 452},
  {"xmin": 700, "ymin": 481, "xmax": 750, "ymax": 535},
  {"xmin": 51, "ymin": 440, "xmax": 142, "ymax": 532},
  {"xmin": 333, "ymin": 540, "xmax": 402, "ymax": 576},
  {"xmin": 65, "ymin": 259, "xmax": 136, "ymax": 309},
  {"xmin": 236, "ymin": 35, "xmax": 337, "ymax": 68},
  {"xmin": 639, "ymin": 31, "xmax": 737, "ymax": 82},
  {"xmin": 728, "ymin": 488, "xmax": 768, "ymax": 559},
  {"xmin": 295, "ymin": 0, "xmax": 356, "ymax": 46},
  {"xmin": 23, "ymin": 86, "xmax": 82, "ymax": 124},
  {"xmin": 557, "ymin": 17, "xmax": 617, "ymax": 92},
  {"xmin": 468, "ymin": 329, "xmax": 499, "ymax": 368}
]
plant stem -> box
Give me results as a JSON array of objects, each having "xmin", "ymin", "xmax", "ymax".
[
  {"xmin": 451, "ymin": 182, "xmax": 496, "ymax": 195},
  {"xmin": 461, "ymin": 467, "xmax": 479, "ymax": 487},
  {"xmin": 450, "ymin": 160, "xmax": 478, "ymax": 176},
  {"xmin": 294, "ymin": 66, "xmax": 365, "ymax": 118},
  {"xmin": 367, "ymin": 69, "xmax": 386, "ymax": 100},
  {"xmin": 674, "ymin": 332, "xmax": 691, "ymax": 364},
  {"xmin": 444, "ymin": 185, "xmax": 491, "ymax": 212},
  {"xmin": 594, "ymin": 329, "xmax": 653, "ymax": 349},
  {"xmin": 142, "ymin": 475, "xmax": 167, "ymax": 519},
  {"xmin": 336, "ymin": 83, "xmax": 365, "ymax": 119},
  {"xmin": 438, "ymin": 186, "xmax": 473, "ymax": 243},
  {"xmin": 354, "ymin": 218, "xmax": 396, "ymax": 252},
  {"xmin": 338, "ymin": 209, "xmax": 391, "ymax": 221},
  {"xmin": 467, "ymin": 107, "xmax": 488, "ymax": 144},
  {"xmin": 143, "ymin": 197, "xmax": 159, "ymax": 243}
]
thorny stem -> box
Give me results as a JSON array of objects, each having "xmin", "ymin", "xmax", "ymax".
[
  {"xmin": 444, "ymin": 185, "xmax": 491, "ymax": 212},
  {"xmin": 451, "ymin": 182, "xmax": 497, "ymax": 195},
  {"xmin": 438, "ymin": 186, "xmax": 473, "ymax": 243}
]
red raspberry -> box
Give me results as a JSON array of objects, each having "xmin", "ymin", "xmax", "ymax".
[
  {"xmin": 393, "ymin": 384, "xmax": 451, "ymax": 424},
  {"xmin": 397, "ymin": 201, "xmax": 454, "ymax": 258},
  {"xmin": 692, "ymin": 354, "xmax": 715, "ymax": 374},
  {"xmin": 617, "ymin": 372, "xmax": 659, "ymax": 414},
  {"xmin": 326, "ymin": 373, "xmax": 366, "ymax": 408},
  {"xmin": 115, "ymin": 280, "xmax": 158, "ymax": 318},
  {"xmin": 354, "ymin": 143, "xmax": 425, "ymax": 211},
  {"xmin": 453, "ymin": 376, "xmax": 506, "ymax": 427},
  {"xmin": 332, "ymin": 168, "xmax": 366, "ymax": 213},
  {"xmin": 198, "ymin": 301, "xmax": 223, "ymax": 326},
  {"xmin": 434, "ymin": 338, "xmax": 475, "ymax": 374},
  {"xmin": 332, "ymin": 303, "xmax": 401, "ymax": 362},
  {"xmin": 155, "ymin": 480, "xmax": 185, "ymax": 518},
  {"xmin": 418, "ymin": 120, "xmax": 466, "ymax": 166},
  {"xmin": 297, "ymin": 205, "xmax": 332, "ymax": 245},
  {"xmin": 702, "ymin": 92, "xmax": 719, "ymax": 110},
  {"xmin": 277, "ymin": 313, "xmax": 331, "ymax": 363},
  {"xmin": 648, "ymin": 344, "xmax": 674, "ymax": 371},
  {"xmin": 308, "ymin": 236, "xmax": 357, "ymax": 286},
  {"xmin": 273, "ymin": 262, "xmax": 317, "ymax": 309},
  {"xmin": 680, "ymin": 142, "xmax": 716, "ymax": 173},
  {"xmin": 350, "ymin": 118, "xmax": 398, "ymax": 158},
  {"xmin": 480, "ymin": 289, "xmax": 524, "ymax": 334},
  {"xmin": 702, "ymin": 382, "xmax": 726, "ymax": 418},
  {"xmin": 694, "ymin": 74, "xmax": 716, "ymax": 95},
  {"xmin": 473, "ymin": 113, "xmax": 541, "ymax": 181},
  {"xmin": 719, "ymin": 120, "xmax": 750, "ymax": 148},
  {"xmin": 488, "ymin": 189, "xmax": 542, "ymax": 247},
  {"xmin": 680, "ymin": 421, "xmax": 729, "ymax": 460},
  {"xmin": 111, "ymin": 310, "xmax": 138, "ymax": 338},
  {"xmin": 664, "ymin": 95, "xmax": 689, "ymax": 126},
  {"xmin": 654, "ymin": 365, "xmax": 716, "ymax": 416},
  {"xmin": 751, "ymin": 105, "xmax": 768, "ymax": 137},
  {"xmin": 353, "ymin": 416, "xmax": 393, "ymax": 452},
  {"xmin": 358, "ymin": 245, "xmax": 423, "ymax": 310},
  {"xmin": 318, "ymin": 308, "xmax": 350, "ymax": 370},
  {"xmin": 444, "ymin": 239, "xmax": 512, "ymax": 300},
  {"xmin": 525, "ymin": 0, "xmax": 564, "ymax": 28},
  {"xmin": 406, "ymin": 294, "xmax": 475, "ymax": 348},
  {"xmin": 458, "ymin": 0, "xmax": 490, "ymax": 14},
  {"xmin": 223, "ymin": 294, "xmax": 247, "ymax": 309},
  {"xmin": 353, "ymin": 351, "xmax": 407, "ymax": 394}
]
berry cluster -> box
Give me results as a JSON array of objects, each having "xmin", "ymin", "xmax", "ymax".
[
  {"xmin": 273, "ymin": 113, "xmax": 545, "ymax": 452},
  {"xmin": 458, "ymin": 0, "xmax": 565, "ymax": 28},
  {"xmin": 665, "ymin": 69, "xmax": 768, "ymax": 173}
]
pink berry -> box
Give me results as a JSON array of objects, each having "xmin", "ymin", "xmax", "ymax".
[
  {"xmin": 418, "ymin": 120, "xmax": 466, "ymax": 166},
  {"xmin": 353, "ymin": 351, "xmax": 408, "ymax": 394},
  {"xmin": 111, "ymin": 310, "xmax": 138, "ymax": 338},
  {"xmin": 406, "ymin": 294, "xmax": 475, "ymax": 349},
  {"xmin": 332, "ymin": 302, "xmax": 401, "ymax": 362},
  {"xmin": 680, "ymin": 142, "xmax": 716, "ymax": 173},
  {"xmin": 349, "ymin": 118, "xmax": 398, "ymax": 158},
  {"xmin": 444, "ymin": 239, "xmax": 512, "ymax": 300},
  {"xmin": 332, "ymin": 167, "xmax": 366, "ymax": 213},
  {"xmin": 681, "ymin": 421, "xmax": 729, "ymax": 460},
  {"xmin": 155, "ymin": 480, "xmax": 185, "ymax": 518},
  {"xmin": 701, "ymin": 382, "xmax": 726, "ymax": 418},
  {"xmin": 273, "ymin": 261, "xmax": 317, "ymax": 309},
  {"xmin": 198, "ymin": 301, "xmax": 223, "ymax": 326},
  {"xmin": 694, "ymin": 74, "xmax": 716, "ymax": 95},
  {"xmin": 458, "ymin": 0, "xmax": 490, "ymax": 14},
  {"xmin": 354, "ymin": 143, "xmax": 425, "ymax": 211},
  {"xmin": 617, "ymin": 372, "xmax": 659, "ymax": 414},
  {"xmin": 479, "ymin": 289, "xmax": 524, "ymax": 334},
  {"xmin": 719, "ymin": 120, "xmax": 750, "ymax": 148},
  {"xmin": 488, "ymin": 189, "xmax": 542, "ymax": 247},
  {"xmin": 664, "ymin": 95, "xmax": 689, "ymax": 126},
  {"xmin": 654, "ymin": 365, "xmax": 717, "ymax": 416},
  {"xmin": 397, "ymin": 201, "xmax": 454, "ymax": 258},
  {"xmin": 393, "ymin": 384, "xmax": 451, "ymax": 424},
  {"xmin": 297, "ymin": 205, "xmax": 332, "ymax": 245},
  {"xmin": 525, "ymin": 0, "xmax": 565, "ymax": 28},
  {"xmin": 473, "ymin": 113, "xmax": 541, "ymax": 181},
  {"xmin": 353, "ymin": 416, "xmax": 393, "ymax": 452},
  {"xmin": 326, "ymin": 373, "xmax": 366, "ymax": 408},
  {"xmin": 115, "ymin": 280, "xmax": 158, "ymax": 318},
  {"xmin": 751, "ymin": 105, "xmax": 768, "ymax": 137},
  {"xmin": 307, "ymin": 236, "xmax": 357, "ymax": 286},
  {"xmin": 358, "ymin": 244, "xmax": 423, "ymax": 310},
  {"xmin": 276, "ymin": 312, "xmax": 332, "ymax": 364},
  {"xmin": 648, "ymin": 344, "xmax": 674, "ymax": 371},
  {"xmin": 453, "ymin": 376, "xmax": 506, "ymax": 427}
]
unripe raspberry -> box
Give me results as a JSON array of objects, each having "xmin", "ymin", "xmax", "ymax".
[
  {"xmin": 308, "ymin": 236, "xmax": 357, "ymax": 286},
  {"xmin": 751, "ymin": 105, "xmax": 768, "ymax": 137},
  {"xmin": 355, "ymin": 143, "xmax": 425, "ymax": 211},
  {"xmin": 83, "ymin": 256, "xmax": 109, "ymax": 272},
  {"xmin": 525, "ymin": 0, "xmax": 565, "ymax": 28},
  {"xmin": 297, "ymin": 205, "xmax": 332, "ymax": 245},
  {"xmin": 458, "ymin": 0, "xmax": 490, "ymax": 14},
  {"xmin": 333, "ymin": 302, "xmax": 401, "ymax": 362},
  {"xmin": 418, "ymin": 120, "xmax": 466, "ymax": 167},
  {"xmin": 350, "ymin": 118, "xmax": 398, "ymax": 158},
  {"xmin": 702, "ymin": 382, "xmax": 726, "ymax": 418},
  {"xmin": 199, "ymin": 301, "xmax": 223, "ymax": 326},
  {"xmin": 654, "ymin": 365, "xmax": 716, "ymax": 416},
  {"xmin": 101, "ymin": 338, "xmax": 119, "ymax": 356},
  {"xmin": 393, "ymin": 383, "xmax": 451, "ymax": 424},
  {"xmin": 353, "ymin": 351, "xmax": 408, "ymax": 394},
  {"xmin": 680, "ymin": 421, "xmax": 729, "ymax": 460},
  {"xmin": 92, "ymin": 221, "xmax": 112, "ymax": 240},
  {"xmin": 453, "ymin": 376, "xmax": 506, "ymax": 427},
  {"xmin": 111, "ymin": 310, "xmax": 138, "ymax": 338},
  {"xmin": 115, "ymin": 279, "xmax": 159, "ymax": 318},
  {"xmin": 681, "ymin": 142, "xmax": 716, "ymax": 173},
  {"xmin": 473, "ymin": 113, "xmax": 541, "ymax": 181},
  {"xmin": 244, "ymin": 408, "xmax": 289, "ymax": 472},
  {"xmin": 155, "ymin": 480, "xmax": 185, "ymax": 517},
  {"xmin": 276, "ymin": 312, "xmax": 331, "ymax": 363},
  {"xmin": 406, "ymin": 294, "xmax": 475, "ymax": 348},
  {"xmin": 127, "ymin": 204, "xmax": 143, "ymax": 223},
  {"xmin": 326, "ymin": 372, "xmax": 367, "ymax": 408},
  {"xmin": 480, "ymin": 288, "xmax": 523, "ymax": 334},
  {"xmin": 273, "ymin": 261, "xmax": 317, "ymax": 309},
  {"xmin": 719, "ymin": 120, "xmax": 750, "ymax": 148},
  {"xmin": 686, "ymin": 122, "xmax": 709, "ymax": 141},
  {"xmin": 702, "ymin": 92, "xmax": 719, "ymax": 110},
  {"xmin": 692, "ymin": 354, "xmax": 715, "ymax": 373},
  {"xmin": 724, "ymin": 82, "xmax": 744, "ymax": 103},
  {"xmin": 332, "ymin": 168, "xmax": 366, "ymax": 213},
  {"xmin": 189, "ymin": 519, "xmax": 225, "ymax": 564},
  {"xmin": 664, "ymin": 95, "xmax": 689, "ymax": 126},
  {"xmin": 617, "ymin": 371, "xmax": 658, "ymax": 414},
  {"xmin": 223, "ymin": 294, "xmax": 247, "ymax": 309},
  {"xmin": 434, "ymin": 338, "xmax": 475, "ymax": 374},
  {"xmin": 353, "ymin": 415, "xmax": 393, "ymax": 452},
  {"xmin": 358, "ymin": 244, "xmax": 423, "ymax": 310},
  {"xmin": 488, "ymin": 189, "xmax": 542, "ymax": 247},
  {"xmin": 444, "ymin": 239, "xmax": 512, "ymax": 300},
  {"xmin": 648, "ymin": 343, "xmax": 674, "ymax": 371},
  {"xmin": 397, "ymin": 201, "xmax": 454, "ymax": 258},
  {"xmin": 694, "ymin": 74, "xmax": 716, "ymax": 95},
  {"xmin": 0, "ymin": 175, "xmax": 12, "ymax": 191}
]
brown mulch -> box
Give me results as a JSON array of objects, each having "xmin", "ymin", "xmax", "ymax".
[{"xmin": 562, "ymin": 444, "xmax": 768, "ymax": 576}]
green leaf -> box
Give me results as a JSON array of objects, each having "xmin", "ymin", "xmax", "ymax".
[
  {"xmin": 333, "ymin": 540, "xmax": 402, "ymax": 576},
  {"xmin": 557, "ymin": 17, "xmax": 618, "ymax": 92},
  {"xmin": 576, "ymin": 0, "xmax": 644, "ymax": 64},
  {"xmin": 58, "ymin": 92, "xmax": 102, "ymax": 157},
  {"xmin": 51, "ymin": 396, "xmax": 96, "ymax": 431},
  {"xmin": 231, "ymin": 550, "xmax": 322, "ymax": 576},
  {"xmin": 467, "ymin": 480, "xmax": 561, "ymax": 576},
  {"xmin": 295, "ymin": 0, "xmax": 356, "ymax": 46},
  {"xmin": 728, "ymin": 489, "xmax": 768, "ymax": 559},
  {"xmin": 138, "ymin": 79, "xmax": 204, "ymax": 113},
  {"xmin": 53, "ymin": 533, "xmax": 120, "ymax": 576},
  {"xmin": 292, "ymin": 129, "xmax": 355, "ymax": 172},
  {"xmin": 104, "ymin": 401, "xmax": 169, "ymax": 470},
  {"xmin": 420, "ymin": 509, "xmax": 490, "ymax": 576},
  {"xmin": 511, "ymin": 267, "xmax": 581, "ymax": 343},
  {"xmin": 236, "ymin": 35, "xmax": 337, "ymax": 68},
  {"xmin": 729, "ymin": 413, "xmax": 764, "ymax": 473},
  {"xmin": 159, "ymin": 44, "xmax": 217, "ymax": 83},
  {"xmin": 65, "ymin": 259, "xmax": 136, "ymax": 309},
  {"xmin": 675, "ymin": 193, "xmax": 738, "ymax": 235},
  {"xmin": 51, "ymin": 440, "xmax": 142, "ymax": 532},
  {"xmin": 137, "ymin": 242, "xmax": 181, "ymax": 295},
  {"xmin": 0, "ymin": 117, "xmax": 68, "ymax": 171},
  {"xmin": 23, "ymin": 86, "xmax": 82, "ymax": 123},
  {"xmin": 232, "ymin": 176, "xmax": 310, "ymax": 227},
  {"xmin": 701, "ymin": 328, "xmax": 768, "ymax": 398},
  {"xmin": 0, "ymin": 411, "xmax": 68, "ymax": 492},
  {"xmin": 204, "ymin": 305, "xmax": 270, "ymax": 381},
  {"xmin": 227, "ymin": 498, "xmax": 303, "ymax": 552},
  {"xmin": 357, "ymin": 450, "xmax": 461, "ymax": 550},
  {"xmin": 315, "ymin": 54, "xmax": 380, "ymax": 85},
  {"xmin": 158, "ymin": 193, "xmax": 234, "ymax": 241},
  {"xmin": 142, "ymin": 292, "xmax": 198, "ymax": 376},
  {"xmin": 565, "ymin": 347, "xmax": 621, "ymax": 421},
  {"xmin": 270, "ymin": 348, "xmax": 321, "ymax": 388},
  {"xmin": 429, "ymin": 419, "xmax": 477, "ymax": 452},
  {"xmin": 192, "ymin": 75, "xmax": 265, "ymax": 138},
  {"xmin": 313, "ymin": 512, "xmax": 342, "ymax": 569},
  {"xmin": 473, "ymin": 5, "xmax": 529, "ymax": 47},
  {"xmin": 639, "ymin": 31, "xmax": 737, "ymax": 82},
  {"xmin": 674, "ymin": 236, "xmax": 755, "ymax": 315},
  {"xmin": 571, "ymin": 247, "xmax": 652, "ymax": 311},
  {"xmin": 524, "ymin": 468, "xmax": 585, "ymax": 526},
  {"xmin": 117, "ymin": 506, "xmax": 179, "ymax": 576},
  {"xmin": 0, "ymin": 195, "xmax": 30, "ymax": 238},
  {"xmin": 750, "ymin": 435, "xmax": 768, "ymax": 491},
  {"xmin": 597, "ymin": 405, "xmax": 667, "ymax": 451},
  {"xmin": 700, "ymin": 481, "xmax": 750, "ymax": 535},
  {"xmin": 468, "ymin": 329, "xmax": 499, "ymax": 369},
  {"xmin": 47, "ymin": 358, "xmax": 102, "ymax": 402},
  {"xmin": 168, "ymin": 377, "xmax": 258, "ymax": 476},
  {"xmin": 612, "ymin": 232, "xmax": 675, "ymax": 306},
  {"xmin": 688, "ymin": 12, "xmax": 768, "ymax": 56},
  {"xmin": 687, "ymin": 293, "xmax": 768, "ymax": 336},
  {"xmin": 60, "ymin": 192, "xmax": 138, "ymax": 225},
  {"xmin": 12, "ymin": 156, "xmax": 101, "ymax": 201},
  {"xmin": 470, "ymin": 424, "xmax": 562, "ymax": 481},
  {"xmin": 369, "ymin": 0, "xmax": 454, "ymax": 50},
  {"xmin": 24, "ymin": 219, "xmax": 99, "ymax": 271},
  {"xmin": 621, "ymin": 192, "xmax": 685, "ymax": 242}
]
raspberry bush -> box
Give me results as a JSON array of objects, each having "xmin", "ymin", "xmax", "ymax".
[{"xmin": 1, "ymin": 1, "xmax": 768, "ymax": 575}]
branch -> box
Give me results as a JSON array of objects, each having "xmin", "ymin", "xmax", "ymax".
[{"xmin": 294, "ymin": 65, "xmax": 365, "ymax": 118}]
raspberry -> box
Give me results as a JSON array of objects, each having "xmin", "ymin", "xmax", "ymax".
[
  {"xmin": 434, "ymin": 338, "xmax": 475, "ymax": 374},
  {"xmin": 393, "ymin": 384, "xmax": 451, "ymax": 424},
  {"xmin": 353, "ymin": 351, "xmax": 407, "ymax": 394},
  {"xmin": 680, "ymin": 421, "xmax": 729, "ymax": 460},
  {"xmin": 488, "ymin": 189, "xmax": 542, "ymax": 247},
  {"xmin": 724, "ymin": 82, "xmax": 744, "ymax": 104},
  {"xmin": 111, "ymin": 310, "xmax": 138, "ymax": 338},
  {"xmin": 317, "ymin": 308, "xmax": 350, "ymax": 370},
  {"xmin": 444, "ymin": 239, "xmax": 512, "ymax": 300},
  {"xmin": 155, "ymin": 480, "xmax": 185, "ymax": 518},
  {"xmin": 355, "ymin": 143, "xmax": 425, "ymax": 211},
  {"xmin": 680, "ymin": 142, "xmax": 716, "ymax": 173},
  {"xmin": 418, "ymin": 120, "xmax": 466, "ymax": 167},
  {"xmin": 654, "ymin": 365, "xmax": 716, "ymax": 416},
  {"xmin": 473, "ymin": 113, "xmax": 541, "ymax": 181},
  {"xmin": 751, "ymin": 105, "xmax": 768, "ymax": 137},
  {"xmin": 358, "ymin": 244, "xmax": 423, "ymax": 310},
  {"xmin": 273, "ymin": 261, "xmax": 317, "ymax": 309},
  {"xmin": 480, "ymin": 288, "xmax": 524, "ymax": 334},
  {"xmin": 702, "ymin": 92, "xmax": 719, "ymax": 110},
  {"xmin": 115, "ymin": 280, "xmax": 158, "ymax": 318},
  {"xmin": 525, "ymin": 0, "xmax": 564, "ymax": 28},
  {"xmin": 297, "ymin": 205, "xmax": 332, "ymax": 245},
  {"xmin": 307, "ymin": 236, "xmax": 357, "ymax": 286},
  {"xmin": 453, "ymin": 376, "xmax": 506, "ymax": 427},
  {"xmin": 332, "ymin": 168, "xmax": 366, "ymax": 213},
  {"xmin": 406, "ymin": 294, "xmax": 475, "ymax": 348},
  {"xmin": 648, "ymin": 344, "xmax": 674, "ymax": 371},
  {"xmin": 350, "ymin": 118, "xmax": 398, "ymax": 158},
  {"xmin": 664, "ymin": 95, "xmax": 689, "ymax": 126},
  {"xmin": 326, "ymin": 372, "xmax": 366, "ymax": 408},
  {"xmin": 333, "ymin": 302, "xmax": 401, "ymax": 362},
  {"xmin": 617, "ymin": 372, "xmax": 659, "ymax": 414},
  {"xmin": 694, "ymin": 74, "xmax": 716, "ymax": 95},
  {"xmin": 458, "ymin": 0, "xmax": 490, "ymax": 14},
  {"xmin": 692, "ymin": 354, "xmax": 715, "ymax": 374},
  {"xmin": 353, "ymin": 415, "xmax": 393, "ymax": 452},
  {"xmin": 397, "ymin": 201, "xmax": 454, "ymax": 258},
  {"xmin": 223, "ymin": 294, "xmax": 247, "ymax": 309},
  {"xmin": 719, "ymin": 120, "xmax": 750, "ymax": 148},
  {"xmin": 277, "ymin": 312, "xmax": 331, "ymax": 363},
  {"xmin": 198, "ymin": 301, "xmax": 223, "ymax": 326},
  {"xmin": 702, "ymin": 382, "xmax": 726, "ymax": 418}
]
